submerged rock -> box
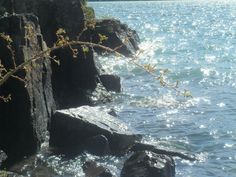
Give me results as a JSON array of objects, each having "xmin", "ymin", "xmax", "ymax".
[
  {"xmin": 0, "ymin": 14, "xmax": 55, "ymax": 166},
  {"xmin": 121, "ymin": 151, "xmax": 175, "ymax": 177},
  {"xmin": 92, "ymin": 19, "xmax": 140, "ymax": 57},
  {"xmin": 49, "ymin": 106, "xmax": 141, "ymax": 155},
  {"xmin": 8, "ymin": 155, "xmax": 57, "ymax": 177}
]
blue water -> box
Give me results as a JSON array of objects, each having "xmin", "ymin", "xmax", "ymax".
[
  {"xmin": 88, "ymin": 1, "xmax": 236, "ymax": 177},
  {"xmin": 35, "ymin": 1, "xmax": 236, "ymax": 177}
]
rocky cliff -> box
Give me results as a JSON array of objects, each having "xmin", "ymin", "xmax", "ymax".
[
  {"xmin": 0, "ymin": 0, "xmax": 140, "ymax": 168},
  {"xmin": 0, "ymin": 13, "xmax": 55, "ymax": 166}
]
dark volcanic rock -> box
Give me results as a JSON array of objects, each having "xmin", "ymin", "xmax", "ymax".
[
  {"xmin": 84, "ymin": 135, "xmax": 111, "ymax": 156},
  {"xmin": 34, "ymin": 0, "xmax": 101, "ymax": 108},
  {"xmin": 51, "ymin": 46, "xmax": 99, "ymax": 109},
  {"xmin": 49, "ymin": 106, "xmax": 141, "ymax": 155},
  {"xmin": 0, "ymin": 0, "xmax": 98, "ymax": 108},
  {"xmin": 93, "ymin": 19, "xmax": 140, "ymax": 57},
  {"xmin": 1, "ymin": 1, "xmax": 136, "ymax": 109},
  {"xmin": 36, "ymin": 0, "xmax": 85, "ymax": 45},
  {"xmin": 0, "ymin": 14, "xmax": 55, "ymax": 166},
  {"xmin": 99, "ymin": 74, "xmax": 121, "ymax": 92},
  {"xmin": 0, "ymin": 0, "xmax": 85, "ymax": 46},
  {"xmin": 121, "ymin": 151, "xmax": 175, "ymax": 177}
]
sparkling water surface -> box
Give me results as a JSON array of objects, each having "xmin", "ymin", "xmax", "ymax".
[
  {"xmin": 89, "ymin": 1, "xmax": 236, "ymax": 177},
  {"xmin": 39, "ymin": 1, "xmax": 236, "ymax": 177}
]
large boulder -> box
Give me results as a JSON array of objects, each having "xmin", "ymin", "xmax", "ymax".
[
  {"xmin": 0, "ymin": 0, "xmax": 99, "ymax": 109},
  {"xmin": 32, "ymin": 0, "xmax": 106, "ymax": 108},
  {"xmin": 92, "ymin": 19, "xmax": 140, "ymax": 57},
  {"xmin": 49, "ymin": 106, "xmax": 141, "ymax": 155},
  {"xmin": 121, "ymin": 151, "xmax": 175, "ymax": 177},
  {"xmin": 0, "ymin": 14, "xmax": 55, "ymax": 166},
  {"xmin": 0, "ymin": 1, "xmax": 133, "ymax": 109}
]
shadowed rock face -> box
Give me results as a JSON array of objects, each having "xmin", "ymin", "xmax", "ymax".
[
  {"xmin": 32, "ymin": 0, "xmax": 100, "ymax": 108},
  {"xmin": 50, "ymin": 106, "xmax": 141, "ymax": 155},
  {"xmin": 51, "ymin": 46, "xmax": 99, "ymax": 109},
  {"xmin": 0, "ymin": 0, "xmax": 85, "ymax": 46},
  {"xmin": 0, "ymin": 0, "xmax": 143, "ymax": 173},
  {"xmin": 99, "ymin": 74, "xmax": 121, "ymax": 92},
  {"xmin": 121, "ymin": 151, "xmax": 175, "ymax": 177},
  {"xmin": 0, "ymin": 14, "xmax": 55, "ymax": 166}
]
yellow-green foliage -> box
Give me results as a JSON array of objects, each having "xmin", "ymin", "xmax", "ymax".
[
  {"xmin": 0, "ymin": 25, "xmax": 192, "ymax": 103},
  {"xmin": 98, "ymin": 34, "xmax": 108, "ymax": 44},
  {"xmin": 0, "ymin": 170, "xmax": 8, "ymax": 177},
  {"xmin": 82, "ymin": 5, "xmax": 95, "ymax": 20}
]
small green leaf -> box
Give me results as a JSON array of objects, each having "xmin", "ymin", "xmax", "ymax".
[{"xmin": 98, "ymin": 34, "xmax": 108, "ymax": 43}]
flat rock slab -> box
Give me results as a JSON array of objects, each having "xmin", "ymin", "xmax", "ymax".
[{"xmin": 50, "ymin": 106, "xmax": 141, "ymax": 155}]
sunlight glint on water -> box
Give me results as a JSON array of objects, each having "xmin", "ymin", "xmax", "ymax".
[
  {"xmin": 35, "ymin": 2, "xmax": 236, "ymax": 177},
  {"xmin": 89, "ymin": 1, "xmax": 236, "ymax": 177}
]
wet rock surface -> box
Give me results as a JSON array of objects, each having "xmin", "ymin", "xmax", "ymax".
[
  {"xmin": 131, "ymin": 142, "xmax": 196, "ymax": 161},
  {"xmin": 8, "ymin": 154, "xmax": 57, "ymax": 177},
  {"xmin": 121, "ymin": 151, "xmax": 175, "ymax": 177},
  {"xmin": 50, "ymin": 106, "xmax": 141, "ymax": 155},
  {"xmin": 82, "ymin": 160, "xmax": 115, "ymax": 177}
]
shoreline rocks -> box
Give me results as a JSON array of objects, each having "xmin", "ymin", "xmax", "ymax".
[
  {"xmin": 49, "ymin": 106, "xmax": 141, "ymax": 155},
  {"xmin": 0, "ymin": 13, "xmax": 55, "ymax": 167},
  {"xmin": 92, "ymin": 19, "xmax": 140, "ymax": 57},
  {"xmin": 0, "ymin": 1, "xmax": 185, "ymax": 177},
  {"xmin": 0, "ymin": 0, "xmax": 136, "ymax": 167},
  {"xmin": 82, "ymin": 160, "xmax": 115, "ymax": 177},
  {"xmin": 121, "ymin": 151, "xmax": 175, "ymax": 177}
]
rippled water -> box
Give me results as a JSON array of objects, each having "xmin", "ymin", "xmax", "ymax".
[
  {"xmin": 88, "ymin": 1, "xmax": 236, "ymax": 177},
  {"xmin": 35, "ymin": 1, "xmax": 236, "ymax": 177}
]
